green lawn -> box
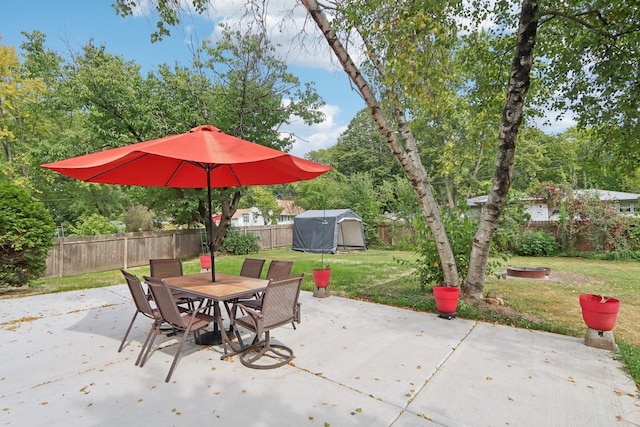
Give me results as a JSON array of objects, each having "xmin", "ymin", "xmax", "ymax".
[{"xmin": 7, "ymin": 248, "xmax": 640, "ymax": 386}]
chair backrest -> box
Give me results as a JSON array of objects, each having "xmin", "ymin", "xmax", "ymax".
[
  {"xmin": 149, "ymin": 258, "xmax": 183, "ymax": 279},
  {"xmin": 121, "ymin": 270, "xmax": 155, "ymax": 317},
  {"xmin": 240, "ymin": 258, "xmax": 266, "ymax": 278},
  {"xmin": 260, "ymin": 274, "xmax": 304, "ymax": 329},
  {"xmin": 145, "ymin": 276, "xmax": 186, "ymax": 328},
  {"xmin": 265, "ymin": 260, "xmax": 293, "ymax": 280}
]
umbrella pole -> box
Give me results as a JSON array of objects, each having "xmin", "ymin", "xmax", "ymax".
[{"xmin": 207, "ymin": 169, "xmax": 216, "ymax": 282}]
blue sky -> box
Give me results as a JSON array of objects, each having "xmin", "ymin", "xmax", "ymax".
[{"xmin": 0, "ymin": 0, "xmax": 364, "ymax": 157}]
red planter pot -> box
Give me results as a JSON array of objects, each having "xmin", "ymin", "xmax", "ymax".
[
  {"xmin": 312, "ymin": 269, "xmax": 331, "ymax": 288},
  {"xmin": 199, "ymin": 255, "xmax": 212, "ymax": 270},
  {"xmin": 433, "ymin": 286, "xmax": 460, "ymax": 315},
  {"xmin": 579, "ymin": 294, "xmax": 620, "ymax": 331}
]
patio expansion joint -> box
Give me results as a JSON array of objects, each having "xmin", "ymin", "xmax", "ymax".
[
  {"xmin": 289, "ymin": 362, "xmax": 405, "ymax": 411},
  {"xmin": 390, "ymin": 320, "xmax": 480, "ymax": 423}
]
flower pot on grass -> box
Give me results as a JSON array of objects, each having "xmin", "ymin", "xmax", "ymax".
[
  {"xmin": 433, "ymin": 286, "xmax": 460, "ymax": 319},
  {"xmin": 579, "ymin": 294, "xmax": 620, "ymax": 331}
]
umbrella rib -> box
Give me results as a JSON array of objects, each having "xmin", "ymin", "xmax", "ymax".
[
  {"xmin": 84, "ymin": 152, "xmax": 148, "ymax": 182},
  {"xmin": 226, "ymin": 164, "xmax": 242, "ymax": 187},
  {"xmin": 165, "ymin": 160, "xmax": 194, "ymax": 186},
  {"xmin": 184, "ymin": 161, "xmax": 242, "ymax": 187}
]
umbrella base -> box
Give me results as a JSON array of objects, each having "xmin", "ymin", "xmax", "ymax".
[{"xmin": 194, "ymin": 328, "xmax": 233, "ymax": 346}]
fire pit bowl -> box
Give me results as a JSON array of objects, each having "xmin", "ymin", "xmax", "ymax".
[{"xmin": 506, "ymin": 266, "xmax": 547, "ymax": 279}]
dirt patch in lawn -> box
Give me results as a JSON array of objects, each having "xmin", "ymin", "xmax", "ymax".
[{"xmin": 467, "ymin": 296, "xmax": 548, "ymax": 324}]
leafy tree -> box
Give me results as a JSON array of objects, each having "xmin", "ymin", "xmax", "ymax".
[
  {"xmin": 247, "ymin": 187, "xmax": 282, "ymax": 225},
  {"xmin": 339, "ymin": 172, "xmax": 384, "ymax": 245},
  {"xmin": 295, "ymin": 173, "xmax": 345, "ymax": 211},
  {"xmin": 308, "ymin": 109, "xmax": 402, "ymax": 186},
  {"xmin": 15, "ymin": 34, "xmax": 131, "ymax": 222},
  {"xmin": 0, "ymin": 40, "xmax": 47, "ymax": 183},
  {"xmin": 69, "ymin": 213, "xmax": 118, "ymax": 236},
  {"xmin": 534, "ymin": 1, "xmax": 640, "ymax": 175},
  {"xmin": 0, "ymin": 183, "xmax": 55, "ymax": 287},
  {"xmin": 14, "ymin": 27, "xmax": 324, "ymax": 251},
  {"xmin": 379, "ymin": 176, "xmax": 420, "ymax": 223}
]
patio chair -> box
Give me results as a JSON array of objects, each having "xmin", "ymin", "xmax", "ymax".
[
  {"xmin": 265, "ymin": 260, "xmax": 293, "ymax": 280},
  {"xmin": 237, "ymin": 260, "xmax": 300, "ymax": 329},
  {"xmin": 239, "ymin": 258, "xmax": 266, "ymax": 279},
  {"xmin": 140, "ymin": 276, "xmax": 216, "ymax": 382},
  {"xmin": 230, "ymin": 274, "xmax": 304, "ymax": 369},
  {"xmin": 149, "ymin": 258, "xmax": 183, "ymax": 278},
  {"xmin": 148, "ymin": 258, "xmax": 201, "ymax": 309},
  {"xmin": 118, "ymin": 270, "xmax": 165, "ymax": 366}
]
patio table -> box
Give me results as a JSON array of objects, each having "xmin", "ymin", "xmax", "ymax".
[{"xmin": 163, "ymin": 272, "xmax": 268, "ymax": 358}]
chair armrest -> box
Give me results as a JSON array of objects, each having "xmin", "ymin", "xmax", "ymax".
[{"xmin": 233, "ymin": 303, "xmax": 263, "ymax": 319}]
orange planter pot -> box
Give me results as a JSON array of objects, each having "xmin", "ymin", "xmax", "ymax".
[{"xmin": 579, "ymin": 294, "xmax": 620, "ymax": 331}]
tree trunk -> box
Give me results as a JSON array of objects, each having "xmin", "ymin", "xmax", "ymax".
[
  {"xmin": 445, "ymin": 176, "xmax": 456, "ymax": 209},
  {"xmin": 212, "ymin": 190, "xmax": 242, "ymax": 249},
  {"xmin": 302, "ymin": 0, "xmax": 460, "ymax": 287},
  {"xmin": 464, "ymin": 0, "xmax": 539, "ymax": 299}
]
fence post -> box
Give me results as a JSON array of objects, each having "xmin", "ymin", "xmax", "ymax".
[
  {"xmin": 172, "ymin": 232, "xmax": 176, "ymax": 258},
  {"xmin": 58, "ymin": 238, "xmax": 64, "ymax": 278},
  {"xmin": 123, "ymin": 236, "xmax": 128, "ymax": 269},
  {"xmin": 270, "ymin": 226, "xmax": 275, "ymax": 249}
]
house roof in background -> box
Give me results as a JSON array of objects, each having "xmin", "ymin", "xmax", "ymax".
[
  {"xmin": 466, "ymin": 195, "xmax": 488, "ymax": 207},
  {"xmin": 467, "ymin": 189, "xmax": 640, "ymax": 207},
  {"xmin": 573, "ymin": 189, "xmax": 640, "ymax": 202},
  {"xmin": 231, "ymin": 207, "xmax": 257, "ymax": 219}
]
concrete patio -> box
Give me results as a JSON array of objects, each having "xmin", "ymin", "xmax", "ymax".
[{"xmin": 1, "ymin": 284, "xmax": 639, "ymax": 426}]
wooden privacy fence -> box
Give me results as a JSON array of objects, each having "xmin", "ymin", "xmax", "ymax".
[{"xmin": 45, "ymin": 225, "xmax": 294, "ymax": 278}]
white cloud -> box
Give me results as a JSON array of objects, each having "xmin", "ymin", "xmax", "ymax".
[
  {"xmin": 283, "ymin": 104, "xmax": 347, "ymax": 157},
  {"xmin": 200, "ymin": 1, "xmax": 343, "ymax": 71}
]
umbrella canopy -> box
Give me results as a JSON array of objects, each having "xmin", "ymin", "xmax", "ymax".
[
  {"xmin": 41, "ymin": 125, "xmax": 331, "ymax": 187},
  {"xmin": 41, "ymin": 125, "xmax": 332, "ymax": 281}
]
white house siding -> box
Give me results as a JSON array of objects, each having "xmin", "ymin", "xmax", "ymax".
[
  {"xmin": 525, "ymin": 203, "xmax": 549, "ymax": 221},
  {"xmin": 467, "ymin": 189, "xmax": 640, "ymax": 221}
]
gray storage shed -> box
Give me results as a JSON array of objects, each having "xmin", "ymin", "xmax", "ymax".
[{"xmin": 292, "ymin": 209, "xmax": 367, "ymax": 254}]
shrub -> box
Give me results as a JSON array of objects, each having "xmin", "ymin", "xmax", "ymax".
[
  {"xmin": 220, "ymin": 227, "xmax": 260, "ymax": 255},
  {"xmin": 123, "ymin": 205, "xmax": 156, "ymax": 232},
  {"xmin": 398, "ymin": 207, "xmax": 504, "ymax": 289},
  {"xmin": 559, "ymin": 192, "xmax": 624, "ymax": 253},
  {"xmin": 519, "ymin": 231, "xmax": 557, "ymax": 256},
  {"xmin": 0, "ymin": 183, "xmax": 55, "ymax": 287},
  {"xmin": 69, "ymin": 213, "xmax": 118, "ymax": 236}
]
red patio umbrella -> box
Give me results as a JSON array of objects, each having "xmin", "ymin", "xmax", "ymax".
[{"xmin": 41, "ymin": 125, "xmax": 332, "ymax": 281}]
